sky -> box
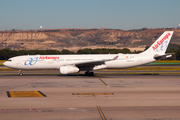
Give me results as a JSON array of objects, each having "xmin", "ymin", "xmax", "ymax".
[{"xmin": 0, "ymin": 0, "xmax": 180, "ymax": 30}]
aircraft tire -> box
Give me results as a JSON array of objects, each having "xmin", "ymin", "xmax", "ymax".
[
  {"xmin": 85, "ymin": 72, "xmax": 94, "ymax": 76},
  {"xmin": 19, "ymin": 73, "xmax": 23, "ymax": 76},
  {"xmin": 90, "ymin": 72, "xmax": 94, "ymax": 76}
]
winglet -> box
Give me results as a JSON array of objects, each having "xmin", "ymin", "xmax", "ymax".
[{"xmin": 112, "ymin": 55, "xmax": 118, "ymax": 60}]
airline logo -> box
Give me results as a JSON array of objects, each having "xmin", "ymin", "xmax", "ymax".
[
  {"xmin": 39, "ymin": 56, "xmax": 59, "ymax": 60},
  {"xmin": 24, "ymin": 57, "xmax": 38, "ymax": 65},
  {"xmin": 24, "ymin": 56, "xmax": 59, "ymax": 65},
  {"xmin": 152, "ymin": 33, "xmax": 171, "ymax": 51}
]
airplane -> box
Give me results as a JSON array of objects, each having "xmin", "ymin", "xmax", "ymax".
[{"xmin": 3, "ymin": 31, "xmax": 174, "ymax": 76}]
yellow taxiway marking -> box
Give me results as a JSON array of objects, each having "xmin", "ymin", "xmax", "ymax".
[
  {"xmin": 99, "ymin": 78, "xmax": 108, "ymax": 86},
  {"xmin": 7, "ymin": 91, "xmax": 46, "ymax": 97},
  {"xmin": 72, "ymin": 93, "xmax": 113, "ymax": 97},
  {"xmin": 97, "ymin": 106, "xmax": 106, "ymax": 120}
]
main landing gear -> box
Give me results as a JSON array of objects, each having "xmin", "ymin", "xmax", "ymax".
[
  {"xmin": 19, "ymin": 70, "xmax": 23, "ymax": 76},
  {"xmin": 85, "ymin": 71, "xmax": 94, "ymax": 76}
]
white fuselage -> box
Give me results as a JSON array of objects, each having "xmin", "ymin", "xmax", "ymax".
[{"xmin": 3, "ymin": 54, "xmax": 155, "ymax": 70}]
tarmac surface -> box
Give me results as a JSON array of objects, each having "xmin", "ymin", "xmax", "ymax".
[
  {"xmin": 0, "ymin": 74, "xmax": 180, "ymax": 120},
  {"xmin": 1, "ymin": 69, "xmax": 180, "ymax": 75}
]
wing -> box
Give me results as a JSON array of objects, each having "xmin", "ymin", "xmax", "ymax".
[{"xmin": 74, "ymin": 55, "xmax": 118, "ymax": 69}]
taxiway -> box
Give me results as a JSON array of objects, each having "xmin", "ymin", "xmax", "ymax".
[{"xmin": 0, "ymin": 74, "xmax": 180, "ymax": 120}]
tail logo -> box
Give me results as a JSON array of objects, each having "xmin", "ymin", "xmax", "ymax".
[
  {"xmin": 152, "ymin": 33, "xmax": 171, "ymax": 51},
  {"xmin": 155, "ymin": 40, "xmax": 168, "ymax": 52}
]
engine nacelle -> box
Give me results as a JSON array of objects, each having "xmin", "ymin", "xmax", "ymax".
[{"xmin": 59, "ymin": 65, "xmax": 79, "ymax": 74}]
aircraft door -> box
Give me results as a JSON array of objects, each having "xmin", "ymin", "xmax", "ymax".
[{"xmin": 16, "ymin": 59, "xmax": 21, "ymax": 65}]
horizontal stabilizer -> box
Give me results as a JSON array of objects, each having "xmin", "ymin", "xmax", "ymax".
[{"xmin": 154, "ymin": 53, "xmax": 173, "ymax": 60}]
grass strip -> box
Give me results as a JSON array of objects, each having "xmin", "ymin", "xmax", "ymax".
[
  {"xmin": 154, "ymin": 60, "xmax": 180, "ymax": 63},
  {"xmin": 0, "ymin": 60, "xmax": 6, "ymax": 62},
  {"xmin": 100, "ymin": 66, "xmax": 180, "ymax": 71},
  {"xmin": 149, "ymin": 63, "xmax": 180, "ymax": 65}
]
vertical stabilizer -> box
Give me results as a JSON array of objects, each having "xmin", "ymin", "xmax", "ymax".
[{"xmin": 141, "ymin": 31, "xmax": 174, "ymax": 55}]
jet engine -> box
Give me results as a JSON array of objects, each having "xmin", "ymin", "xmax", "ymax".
[{"xmin": 59, "ymin": 65, "xmax": 79, "ymax": 74}]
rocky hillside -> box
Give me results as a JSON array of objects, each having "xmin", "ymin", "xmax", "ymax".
[{"xmin": 0, "ymin": 28, "xmax": 180, "ymax": 52}]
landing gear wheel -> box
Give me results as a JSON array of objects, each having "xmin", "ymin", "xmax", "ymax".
[
  {"xmin": 85, "ymin": 72, "xmax": 94, "ymax": 76},
  {"xmin": 90, "ymin": 72, "xmax": 94, "ymax": 76},
  {"xmin": 85, "ymin": 72, "xmax": 89, "ymax": 76},
  {"xmin": 19, "ymin": 73, "xmax": 23, "ymax": 76}
]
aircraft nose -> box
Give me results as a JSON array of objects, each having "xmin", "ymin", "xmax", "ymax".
[{"xmin": 3, "ymin": 61, "xmax": 8, "ymax": 66}]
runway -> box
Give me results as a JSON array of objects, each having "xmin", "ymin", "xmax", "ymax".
[{"xmin": 0, "ymin": 74, "xmax": 180, "ymax": 120}]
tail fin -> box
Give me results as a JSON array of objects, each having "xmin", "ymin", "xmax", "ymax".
[{"xmin": 141, "ymin": 31, "xmax": 174, "ymax": 55}]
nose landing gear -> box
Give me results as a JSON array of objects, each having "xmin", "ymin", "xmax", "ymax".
[{"xmin": 19, "ymin": 70, "xmax": 23, "ymax": 76}]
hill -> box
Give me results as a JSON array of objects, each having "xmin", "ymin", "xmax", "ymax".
[{"xmin": 0, "ymin": 28, "xmax": 180, "ymax": 52}]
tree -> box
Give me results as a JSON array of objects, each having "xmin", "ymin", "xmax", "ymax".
[
  {"xmin": 61, "ymin": 49, "xmax": 75, "ymax": 54},
  {"xmin": 77, "ymin": 48, "xmax": 93, "ymax": 54}
]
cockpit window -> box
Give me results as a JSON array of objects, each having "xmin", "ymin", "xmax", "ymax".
[{"xmin": 7, "ymin": 59, "xmax": 12, "ymax": 61}]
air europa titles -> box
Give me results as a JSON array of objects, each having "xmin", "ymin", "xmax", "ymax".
[
  {"xmin": 39, "ymin": 56, "xmax": 59, "ymax": 60},
  {"xmin": 152, "ymin": 33, "xmax": 171, "ymax": 51}
]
